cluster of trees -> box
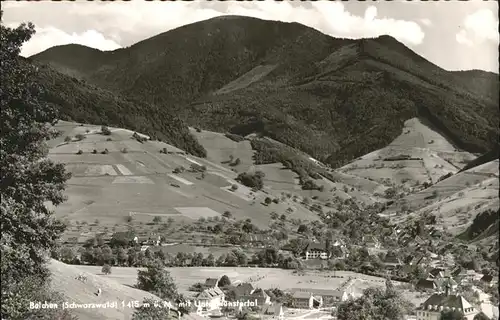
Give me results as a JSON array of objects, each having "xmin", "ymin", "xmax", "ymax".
[
  {"xmin": 1, "ymin": 15, "xmax": 78, "ymax": 319},
  {"xmin": 225, "ymin": 133, "xmax": 245, "ymax": 142},
  {"xmin": 236, "ymin": 171, "xmax": 265, "ymax": 190},
  {"xmin": 249, "ymin": 138, "xmax": 325, "ymax": 184},
  {"xmin": 301, "ymin": 179, "xmax": 324, "ymax": 191},
  {"xmin": 336, "ymin": 278, "xmax": 413, "ymax": 320},
  {"xmin": 54, "ymin": 240, "xmax": 303, "ymax": 270},
  {"xmin": 133, "ymin": 262, "xmax": 189, "ymax": 319}
]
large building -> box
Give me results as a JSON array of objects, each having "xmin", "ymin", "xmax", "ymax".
[
  {"xmin": 302, "ymin": 242, "xmax": 329, "ymax": 260},
  {"xmin": 415, "ymin": 283, "xmax": 478, "ymax": 320},
  {"xmin": 290, "ymin": 288, "xmax": 349, "ymax": 307},
  {"xmin": 291, "ymin": 291, "xmax": 323, "ymax": 309}
]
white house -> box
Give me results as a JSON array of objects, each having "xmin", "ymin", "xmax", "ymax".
[
  {"xmin": 302, "ymin": 242, "xmax": 329, "ymax": 260},
  {"xmin": 195, "ymin": 287, "xmax": 225, "ymax": 315}
]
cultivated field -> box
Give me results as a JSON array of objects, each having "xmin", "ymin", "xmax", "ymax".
[
  {"xmin": 340, "ymin": 118, "xmax": 476, "ymax": 187},
  {"xmin": 49, "ymin": 121, "xmax": 326, "ymax": 244}
]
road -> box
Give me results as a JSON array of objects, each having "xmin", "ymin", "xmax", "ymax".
[{"xmin": 285, "ymin": 309, "xmax": 332, "ymax": 320}]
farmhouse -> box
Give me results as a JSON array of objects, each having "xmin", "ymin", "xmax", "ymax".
[
  {"xmin": 204, "ymin": 278, "xmax": 219, "ymax": 288},
  {"xmin": 139, "ymin": 235, "xmax": 161, "ymax": 246},
  {"xmin": 415, "ymin": 279, "xmax": 438, "ymax": 291},
  {"xmin": 248, "ymin": 234, "xmax": 272, "ymax": 247},
  {"xmin": 110, "ymin": 231, "xmax": 138, "ymax": 247},
  {"xmin": 247, "ymin": 288, "xmax": 270, "ymax": 306},
  {"xmin": 233, "ymin": 283, "xmax": 254, "ymax": 299},
  {"xmin": 195, "ymin": 287, "xmax": 225, "ymax": 314},
  {"xmin": 383, "ymin": 254, "xmax": 402, "ymax": 270},
  {"xmin": 302, "ymin": 242, "xmax": 329, "ymax": 260},
  {"xmin": 291, "ymin": 291, "xmax": 323, "ymax": 309}
]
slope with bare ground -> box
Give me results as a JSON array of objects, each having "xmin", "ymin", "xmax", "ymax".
[{"xmin": 47, "ymin": 259, "xmax": 160, "ymax": 320}]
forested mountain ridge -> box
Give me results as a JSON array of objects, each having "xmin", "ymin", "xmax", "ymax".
[{"xmin": 31, "ymin": 15, "xmax": 499, "ymax": 167}]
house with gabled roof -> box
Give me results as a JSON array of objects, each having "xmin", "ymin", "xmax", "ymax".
[
  {"xmin": 428, "ymin": 268, "xmax": 445, "ymax": 279},
  {"xmin": 434, "ymin": 277, "xmax": 458, "ymax": 294},
  {"xmin": 204, "ymin": 278, "xmax": 219, "ymax": 288},
  {"xmin": 383, "ymin": 254, "xmax": 402, "ymax": 270},
  {"xmin": 302, "ymin": 242, "xmax": 329, "ymax": 260},
  {"xmin": 139, "ymin": 235, "xmax": 161, "ymax": 246},
  {"xmin": 233, "ymin": 282, "xmax": 254, "ymax": 299},
  {"xmin": 248, "ymin": 234, "xmax": 272, "ymax": 245},
  {"xmin": 195, "ymin": 287, "xmax": 225, "ymax": 314},
  {"xmin": 291, "ymin": 291, "xmax": 323, "ymax": 309},
  {"xmin": 247, "ymin": 288, "xmax": 270, "ymax": 306},
  {"xmin": 415, "ymin": 278, "xmax": 438, "ymax": 291}
]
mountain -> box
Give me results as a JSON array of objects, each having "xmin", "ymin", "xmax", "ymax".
[
  {"xmin": 31, "ymin": 16, "xmax": 499, "ymax": 169},
  {"xmin": 28, "ymin": 59, "xmax": 206, "ymax": 157}
]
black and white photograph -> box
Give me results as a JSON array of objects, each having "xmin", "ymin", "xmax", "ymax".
[{"xmin": 1, "ymin": 1, "xmax": 498, "ymax": 320}]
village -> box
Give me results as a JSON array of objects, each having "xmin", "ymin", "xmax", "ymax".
[
  {"xmin": 180, "ymin": 266, "xmax": 497, "ymax": 320},
  {"xmin": 164, "ymin": 233, "xmax": 499, "ymax": 320}
]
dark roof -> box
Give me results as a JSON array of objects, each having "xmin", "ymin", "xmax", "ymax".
[
  {"xmin": 451, "ymin": 266, "xmax": 463, "ymax": 277},
  {"xmin": 429, "ymin": 268, "xmax": 445, "ymax": 278},
  {"xmin": 305, "ymin": 242, "xmax": 326, "ymax": 252},
  {"xmin": 205, "ymin": 278, "xmax": 218, "ymax": 287},
  {"xmin": 234, "ymin": 283, "xmax": 254, "ymax": 297},
  {"xmin": 415, "ymin": 279, "xmax": 436, "ymax": 289},
  {"xmin": 481, "ymin": 274, "xmax": 493, "ymax": 282},
  {"xmin": 418, "ymin": 294, "xmax": 473, "ymax": 312},
  {"xmin": 384, "ymin": 255, "xmax": 401, "ymax": 264}
]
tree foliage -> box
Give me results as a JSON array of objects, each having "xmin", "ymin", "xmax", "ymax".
[
  {"xmin": 440, "ymin": 310, "xmax": 464, "ymax": 320},
  {"xmin": 337, "ymin": 282, "xmax": 413, "ymax": 320},
  {"xmin": 0, "ymin": 13, "xmax": 73, "ymax": 319},
  {"xmin": 219, "ymin": 275, "xmax": 231, "ymax": 287},
  {"xmin": 235, "ymin": 171, "xmax": 265, "ymax": 190},
  {"xmin": 136, "ymin": 262, "xmax": 179, "ymax": 300},
  {"xmin": 132, "ymin": 298, "xmax": 176, "ymax": 320}
]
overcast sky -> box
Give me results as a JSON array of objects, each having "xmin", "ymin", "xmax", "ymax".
[{"xmin": 2, "ymin": 0, "xmax": 498, "ymax": 73}]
